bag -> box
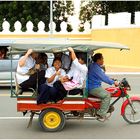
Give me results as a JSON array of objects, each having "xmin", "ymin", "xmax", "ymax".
[
  {"xmin": 62, "ymin": 80, "xmax": 80, "ymax": 91},
  {"xmin": 26, "ymin": 68, "xmax": 37, "ymax": 75}
]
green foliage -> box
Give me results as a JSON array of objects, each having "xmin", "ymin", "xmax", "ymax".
[
  {"xmin": 80, "ymin": 1, "xmax": 98, "ymax": 23},
  {"xmin": 79, "ymin": 23, "xmax": 84, "ymax": 32},
  {"xmin": 79, "ymin": 1, "xmax": 140, "ymax": 25},
  {"xmin": 0, "ymin": 1, "xmax": 74, "ymax": 32},
  {"xmin": 67, "ymin": 24, "xmax": 72, "ymax": 32},
  {"xmin": 53, "ymin": 1, "xmax": 74, "ymax": 31},
  {"xmin": 79, "ymin": 26, "xmax": 84, "ymax": 32}
]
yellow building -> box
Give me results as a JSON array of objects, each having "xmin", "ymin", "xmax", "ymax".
[
  {"xmin": 91, "ymin": 28, "xmax": 140, "ymax": 72},
  {"xmin": 0, "ymin": 27, "xmax": 140, "ymax": 72}
]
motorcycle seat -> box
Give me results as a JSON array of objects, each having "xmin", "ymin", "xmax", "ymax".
[
  {"xmin": 88, "ymin": 94, "xmax": 100, "ymax": 98},
  {"xmin": 88, "ymin": 94, "xmax": 101, "ymax": 101}
]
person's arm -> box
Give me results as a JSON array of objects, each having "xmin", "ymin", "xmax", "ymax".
[
  {"xmin": 68, "ymin": 47, "xmax": 87, "ymax": 72},
  {"xmin": 19, "ymin": 49, "xmax": 33, "ymax": 67},
  {"xmin": 95, "ymin": 66, "xmax": 114, "ymax": 85},
  {"xmin": 68, "ymin": 47, "xmax": 76, "ymax": 61},
  {"xmin": 47, "ymin": 73, "xmax": 57, "ymax": 83},
  {"xmin": 47, "ymin": 70, "xmax": 60, "ymax": 83},
  {"xmin": 59, "ymin": 69, "xmax": 67, "ymax": 83}
]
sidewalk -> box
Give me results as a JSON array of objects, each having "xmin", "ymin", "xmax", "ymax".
[{"xmin": 106, "ymin": 66, "xmax": 140, "ymax": 74}]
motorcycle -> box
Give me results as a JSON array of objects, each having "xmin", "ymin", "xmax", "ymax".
[
  {"xmin": 68, "ymin": 78, "xmax": 140, "ymax": 124},
  {"xmin": 7, "ymin": 38, "xmax": 140, "ymax": 132}
]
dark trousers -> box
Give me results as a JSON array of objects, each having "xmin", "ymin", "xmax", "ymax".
[
  {"xmin": 37, "ymin": 83, "xmax": 57, "ymax": 104},
  {"xmin": 19, "ymin": 70, "xmax": 46, "ymax": 91},
  {"xmin": 53, "ymin": 81, "xmax": 83, "ymax": 99},
  {"xmin": 69, "ymin": 89, "xmax": 83, "ymax": 95},
  {"xmin": 53, "ymin": 81, "xmax": 67, "ymax": 100}
]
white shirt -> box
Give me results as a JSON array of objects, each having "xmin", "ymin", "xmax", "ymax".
[
  {"xmin": 45, "ymin": 67, "xmax": 66, "ymax": 87},
  {"xmin": 67, "ymin": 58, "xmax": 88, "ymax": 88},
  {"xmin": 16, "ymin": 56, "xmax": 36, "ymax": 84}
]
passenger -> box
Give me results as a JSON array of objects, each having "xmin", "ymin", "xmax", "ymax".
[
  {"xmin": 0, "ymin": 49, "xmax": 5, "ymax": 59},
  {"xmin": 35, "ymin": 52, "xmax": 49, "ymax": 85},
  {"xmin": 54, "ymin": 47, "xmax": 88, "ymax": 99},
  {"xmin": 16, "ymin": 49, "xmax": 47, "ymax": 94},
  {"xmin": 88, "ymin": 53, "xmax": 118, "ymax": 119},
  {"xmin": 54, "ymin": 52, "xmax": 71, "ymax": 72},
  {"xmin": 0, "ymin": 47, "xmax": 8, "ymax": 59},
  {"xmin": 36, "ymin": 53, "xmax": 48, "ymax": 70},
  {"xmin": 37, "ymin": 58, "xmax": 66, "ymax": 104}
]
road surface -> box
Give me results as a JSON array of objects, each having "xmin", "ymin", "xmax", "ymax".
[{"xmin": 0, "ymin": 74, "xmax": 140, "ymax": 139}]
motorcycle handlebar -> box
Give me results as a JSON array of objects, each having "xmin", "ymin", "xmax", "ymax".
[{"xmin": 112, "ymin": 78, "xmax": 131, "ymax": 91}]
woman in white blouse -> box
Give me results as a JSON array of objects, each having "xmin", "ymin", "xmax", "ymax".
[{"xmin": 37, "ymin": 58, "xmax": 66, "ymax": 104}]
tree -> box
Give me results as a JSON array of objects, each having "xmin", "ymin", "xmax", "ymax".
[
  {"xmin": 79, "ymin": 1, "xmax": 99, "ymax": 26},
  {"xmin": 53, "ymin": 0, "xmax": 74, "ymax": 32},
  {"xmin": 79, "ymin": 1, "xmax": 140, "ymax": 26},
  {"xmin": 0, "ymin": 1, "xmax": 74, "ymax": 32}
]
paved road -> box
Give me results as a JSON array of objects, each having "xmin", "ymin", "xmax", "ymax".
[{"xmin": 0, "ymin": 75, "xmax": 140, "ymax": 139}]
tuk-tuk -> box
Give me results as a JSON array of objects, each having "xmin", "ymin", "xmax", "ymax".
[{"xmin": 3, "ymin": 38, "xmax": 140, "ymax": 132}]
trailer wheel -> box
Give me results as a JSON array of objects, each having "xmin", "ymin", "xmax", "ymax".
[{"xmin": 39, "ymin": 108, "xmax": 65, "ymax": 132}]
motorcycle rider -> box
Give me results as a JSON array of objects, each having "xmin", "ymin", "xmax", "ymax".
[{"xmin": 88, "ymin": 53, "xmax": 119, "ymax": 119}]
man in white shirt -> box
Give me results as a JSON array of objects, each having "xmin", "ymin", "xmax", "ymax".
[{"xmin": 16, "ymin": 49, "xmax": 39, "ymax": 93}]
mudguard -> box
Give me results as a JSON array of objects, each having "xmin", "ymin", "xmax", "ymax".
[{"xmin": 121, "ymin": 96, "xmax": 140, "ymax": 115}]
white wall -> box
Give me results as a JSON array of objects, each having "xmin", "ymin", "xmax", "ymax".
[{"xmin": 1, "ymin": 12, "xmax": 140, "ymax": 34}]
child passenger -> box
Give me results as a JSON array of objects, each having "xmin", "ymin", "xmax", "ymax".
[
  {"xmin": 37, "ymin": 58, "xmax": 66, "ymax": 104},
  {"xmin": 53, "ymin": 47, "xmax": 88, "ymax": 100},
  {"xmin": 0, "ymin": 47, "xmax": 8, "ymax": 59}
]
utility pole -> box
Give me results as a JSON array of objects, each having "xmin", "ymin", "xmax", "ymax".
[{"xmin": 50, "ymin": 0, "xmax": 53, "ymax": 36}]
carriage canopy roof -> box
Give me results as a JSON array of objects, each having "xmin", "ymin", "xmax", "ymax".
[{"xmin": 0, "ymin": 38, "xmax": 129, "ymax": 53}]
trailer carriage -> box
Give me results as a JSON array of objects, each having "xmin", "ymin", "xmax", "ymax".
[{"xmin": 1, "ymin": 38, "xmax": 132, "ymax": 132}]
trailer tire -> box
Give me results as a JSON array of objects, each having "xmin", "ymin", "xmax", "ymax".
[{"xmin": 39, "ymin": 108, "xmax": 65, "ymax": 132}]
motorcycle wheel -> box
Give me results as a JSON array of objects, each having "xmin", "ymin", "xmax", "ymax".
[{"xmin": 123, "ymin": 100, "xmax": 140, "ymax": 124}]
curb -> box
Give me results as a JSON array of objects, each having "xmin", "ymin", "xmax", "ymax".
[{"xmin": 106, "ymin": 72, "xmax": 140, "ymax": 75}]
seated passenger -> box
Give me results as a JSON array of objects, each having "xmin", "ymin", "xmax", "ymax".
[
  {"xmin": 54, "ymin": 52, "xmax": 71, "ymax": 72},
  {"xmin": 35, "ymin": 52, "xmax": 49, "ymax": 85},
  {"xmin": 16, "ymin": 49, "xmax": 48, "ymax": 95},
  {"xmin": 0, "ymin": 47, "xmax": 8, "ymax": 59},
  {"xmin": 36, "ymin": 53, "xmax": 48, "ymax": 70},
  {"xmin": 37, "ymin": 58, "xmax": 66, "ymax": 104},
  {"xmin": 54, "ymin": 47, "xmax": 88, "ymax": 99}
]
